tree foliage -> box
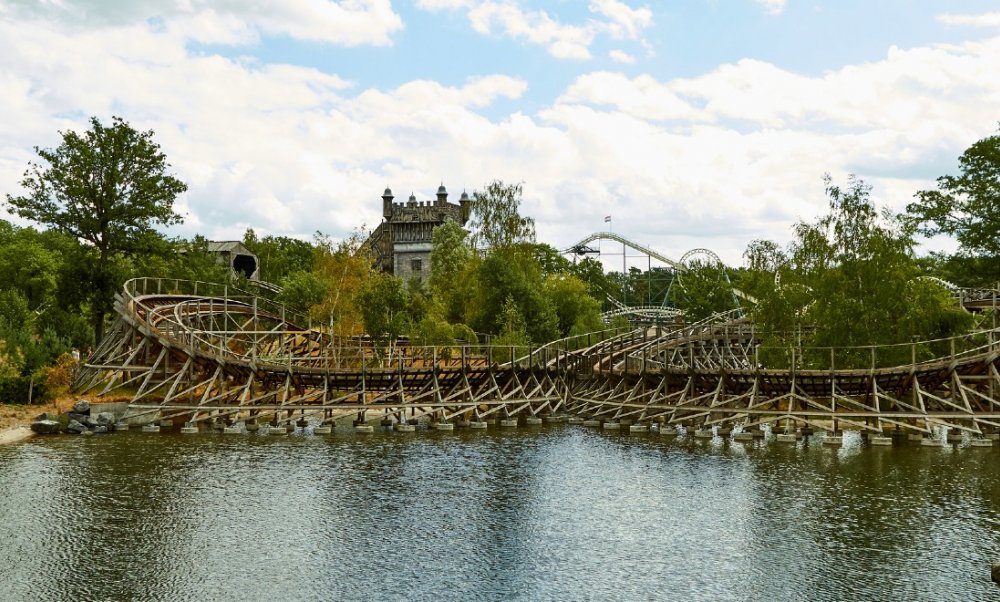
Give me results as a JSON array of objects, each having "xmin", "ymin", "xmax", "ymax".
[
  {"xmin": 5, "ymin": 116, "xmax": 186, "ymax": 340},
  {"xmin": 429, "ymin": 219, "xmax": 479, "ymax": 323},
  {"xmin": 745, "ymin": 175, "xmax": 972, "ymax": 367},
  {"xmin": 544, "ymin": 273, "xmax": 604, "ymax": 336},
  {"xmin": 358, "ymin": 272, "xmax": 411, "ymax": 360},
  {"xmin": 670, "ymin": 260, "xmax": 738, "ymax": 321},
  {"xmin": 309, "ymin": 231, "xmax": 373, "ymax": 337},
  {"xmin": 468, "ymin": 180, "xmax": 535, "ymax": 250},
  {"xmin": 242, "ymin": 228, "xmax": 315, "ymax": 284},
  {"xmin": 474, "ymin": 246, "xmax": 559, "ymax": 344},
  {"xmin": 907, "ymin": 129, "xmax": 1000, "ymax": 257}
]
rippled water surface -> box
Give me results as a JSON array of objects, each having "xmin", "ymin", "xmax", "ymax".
[{"xmin": 1, "ymin": 427, "xmax": 999, "ymax": 601}]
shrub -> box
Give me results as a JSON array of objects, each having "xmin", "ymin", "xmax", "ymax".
[{"xmin": 0, "ymin": 375, "xmax": 50, "ymax": 404}]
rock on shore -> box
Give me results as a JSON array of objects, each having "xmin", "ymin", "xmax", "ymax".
[{"xmin": 29, "ymin": 401, "xmax": 121, "ymax": 436}]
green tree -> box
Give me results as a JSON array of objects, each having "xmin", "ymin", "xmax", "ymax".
[
  {"xmin": 277, "ymin": 270, "xmax": 330, "ymax": 317},
  {"xmin": 543, "ymin": 273, "xmax": 604, "ymax": 336},
  {"xmin": 357, "ymin": 273, "xmax": 412, "ymax": 361},
  {"xmin": 130, "ymin": 236, "xmax": 231, "ymax": 285},
  {"xmin": 527, "ymin": 243, "xmax": 572, "ymax": 277},
  {"xmin": 0, "ymin": 225, "xmax": 60, "ymax": 310},
  {"xmin": 570, "ymin": 257, "xmax": 620, "ymax": 307},
  {"xmin": 746, "ymin": 175, "xmax": 972, "ymax": 367},
  {"xmin": 411, "ymin": 313, "xmax": 456, "ymax": 349},
  {"xmin": 670, "ymin": 260, "xmax": 739, "ymax": 321},
  {"xmin": 310, "ymin": 230, "xmax": 373, "ymax": 340},
  {"xmin": 243, "ymin": 228, "xmax": 316, "ymax": 284},
  {"xmin": 907, "ymin": 129, "xmax": 1000, "ymax": 256},
  {"xmin": 468, "ymin": 180, "xmax": 535, "ymax": 250},
  {"xmin": 492, "ymin": 295, "xmax": 531, "ymax": 362},
  {"xmin": 429, "ymin": 220, "xmax": 478, "ymax": 323},
  {"xmin": 5, "ymin": 116, "xmax": 187, "ymax": 341},
  {"xmin": 474, "ymin": 246, "xmax": 558, "ymax": 344}
]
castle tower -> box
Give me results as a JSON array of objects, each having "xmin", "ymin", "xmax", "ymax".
[
  {"xmin": 362, "ymin": 183, "xmax": 471, "ymax": 282},
  {"xmin": 382, "ymin": 187, "xmax": 394, "ymax": 219}
]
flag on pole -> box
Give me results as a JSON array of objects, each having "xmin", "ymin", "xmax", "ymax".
[{"xmin": 604, "ymin": 215, "xmax": 611, "ymax": 223}]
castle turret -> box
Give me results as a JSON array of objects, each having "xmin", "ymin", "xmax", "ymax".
[
  {"xmin": 382, "ymin": 187, "xmax": 394, "ymax": 219},
  {"xmin": 436, "ymin": 183, "xmax": 448, "ymax": 205},
  {"xmin": 459, "ymin": 190, "xmax": 471, "ymax": 223}
]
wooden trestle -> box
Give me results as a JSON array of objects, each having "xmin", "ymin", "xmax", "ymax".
[{"xmin": 73, "ymin": 278, "xmax": 1000, "ymax": 436}]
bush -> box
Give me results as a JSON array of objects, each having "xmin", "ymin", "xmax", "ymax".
[
  {"xmin": 0, "ymin": 375, "xmax": 50, "ymax": 404},
  {"xmin": 42, "ymin": 352, "xmax": 77, "ymax": 393}
]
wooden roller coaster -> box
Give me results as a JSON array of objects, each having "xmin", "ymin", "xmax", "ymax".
[{"xmin": 74, "ymin": 278, "xmax": 1000, "ymax": 437}]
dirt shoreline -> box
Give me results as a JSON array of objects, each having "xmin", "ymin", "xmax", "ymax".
[
  {"xmin": 0, "ymin": 398, "xmax": 72, "ymax": 447},
  {"xmin": 0, "ymin": 395, "xmax": 133, "ymax": 446},
  {"xmin": 0, "ymin": 426, "xmax": 36, "ymax": 446}
]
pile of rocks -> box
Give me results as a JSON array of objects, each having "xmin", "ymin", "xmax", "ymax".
[{"xmin": 30, "ymin": 400, "xmax": 119, "ymax": 436}]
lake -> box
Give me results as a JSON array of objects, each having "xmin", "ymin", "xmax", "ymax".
[{"xmin": 1, "ymin": 426, "xmax": 998, "ymax": 601}]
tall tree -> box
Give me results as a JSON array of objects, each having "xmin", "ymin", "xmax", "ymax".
[
  {"xmin": 543, "ymin": 273, "xmax": 604, "ymax": 337},
  {"xmin": 429, "ymin": 219, "xmax": 479, "ymax": 323},
  {"xmin": 474, "ymin": 246, "xmax": 559, "ymax": 344},
  {"xmin": 906, "ymin": 129, "xmax": 1000, "ymax": 257},
  {"xmin": 468, "ymin": 180, "xmax": 535, "ymax": 250},
  {"xmin": 670, "ymin": 259, "xmax": 739, "ymax": 321},
  {"xmin": 358, "ymin": 272, "xmax": 412, "ymax": 362},
  {"xmin": 242, "ymin": 228, "xmax": 316, "ymax": 284},
  {"xmin": 905, "ymin": 129, "xmax": 1000, "ymax": 285},
  {"xmin": 746, "ymin": 175, "xmax": 971, "ymax": 367},
  {"xmin": 5, "ymin": 116, "xmax": 186, "ymax": 341}
]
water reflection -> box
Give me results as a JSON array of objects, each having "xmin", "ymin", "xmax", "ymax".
[{"xmin": 0, "ymin": 428, "xmax": 998, "ymax": 601}]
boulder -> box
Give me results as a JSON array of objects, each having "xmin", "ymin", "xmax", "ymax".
[
  {"xmin": 92, "ymin": 425, "xmax": 109, "ymax": 434},
  {"xmin": 67, "ymin": 412, "xmax": 95, "ymax": 428},
  {"xmin": 992, "ymin": 561, "xmax": 1000, "ymax": 584},
  {"xmin": 72, "ymin": 399, "xmax": 91, "ymax": 415},
  {"xmin": 94, "ymin": 412, "xmax": 116, "ymax": 427},
  {"xmin": 30, "ymin": 420, "xmax": 61, "ymax": 435},
  {"xmin": 66, "ymin": 419, "xmax": 88, "ymax": 434}
]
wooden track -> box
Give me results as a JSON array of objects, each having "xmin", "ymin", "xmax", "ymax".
[{"xmin": 74, "ymin": 278, "xmax": 1000, "ymax": 435}]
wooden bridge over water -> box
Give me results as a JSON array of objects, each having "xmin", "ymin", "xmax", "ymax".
[{"xmin": 73, "ymin": 278, "xmax": 1000, "ymax": 440}]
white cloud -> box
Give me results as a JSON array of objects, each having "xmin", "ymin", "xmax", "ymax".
[
  {"xmin": 3, "ymin": 8, "xmax": 1000, "ymax": 267},
  {"xmin": 415, "ymin": 0, "xmax": 474, "ymax": 8},
  {"xmin": 4, "ymin": 0, "xmax": 404, "ymax": 46},
  {"xmin": 937, "ymin": 12, "xmax": 1000, "ymax": 28},
  {"xmin": 589, "ymin": 0, "xmax": 653, "ymax": 40},
  {"xmin": 608, "ymin": 49, "xmax": 636, "ymax": 64},
  {"xmin": 754, "ymin": 0, "xmax": 787, "ymax": 16},
  {"xmin": 559, "ymin": 72, "xmax": 696, "ymax": 121},
  {"xmin": 466, "ymin": 1, "xmax": 595, "ymax": 60},
  {"xmin": 418, "ymin": 0, "xmax": 652, "ymax": 60}
]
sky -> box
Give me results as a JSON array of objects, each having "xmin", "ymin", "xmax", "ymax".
[{"xmin": 1, "ymin": 0, "xmax": 999, "ymax": 267}]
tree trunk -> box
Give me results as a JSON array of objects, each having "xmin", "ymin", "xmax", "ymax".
[{"xmin": 94, "ymin": 309, "xmax": 106, "ymax": 345}]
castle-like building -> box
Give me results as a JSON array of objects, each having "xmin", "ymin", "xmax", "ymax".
[{"xmin": 363, "ymin": 184, "xmax": 471, "ymax": 282}]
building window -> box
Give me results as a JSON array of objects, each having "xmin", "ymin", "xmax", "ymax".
[{"xmin": 411, "ymin": 259, "xmax": 422, "ymax": 274}]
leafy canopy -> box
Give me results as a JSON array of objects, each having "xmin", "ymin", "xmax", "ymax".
[
  {"xmin": 906, "ymin": 128, "xmax": 1000, "ymax": 257},
  {"xmin": 468, "ymin": 180, "xmax": 535, "ymax": 250},
  {"xmin": 744, "ymin": 175, "xmax": 971, "ymax": 367},
  {"xmin": 4, "ymin": 116, "xmax": 186, "ymax": 341},
  {"xmin": 6, "ymin": 116, "xmax": 186, "ymax": 259}
]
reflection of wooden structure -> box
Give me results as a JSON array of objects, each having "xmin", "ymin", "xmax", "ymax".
[{"xmin": 75, "ymin": 278, "xmax": 1000, "ymax": 439}]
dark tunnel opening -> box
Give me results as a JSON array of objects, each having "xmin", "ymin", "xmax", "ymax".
[{"xmin": 232, "ymin": 254, "xmax": 257, "ymax": 279}]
